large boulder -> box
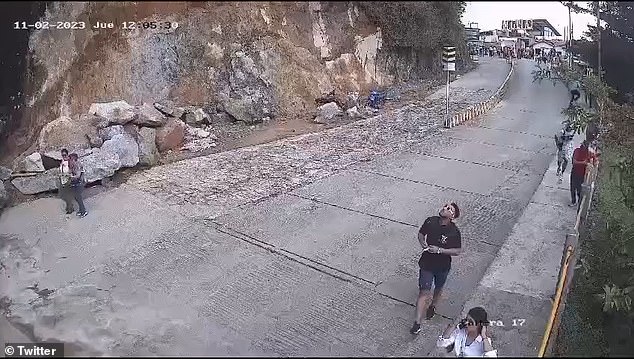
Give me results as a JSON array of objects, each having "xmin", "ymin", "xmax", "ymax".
[
  {"xmin": 0, "ymin": 166, "xmax": 12, "ymax": 181},
  {"xmin": 14, "ymin": 152, "xmax": 45, "ymax": 173},
  {"xmin": 183, "ymin": 108, "xmax": 210, "ymax": 126},
  {"xmin": 210, "ymin": 112, "xmax": 233, "ymax": 123},
  {"xmin": 133, "ymin": 103, "xmax": 167, "ymax": 127},
  {"xmin": 37, "ymin": 115, "xmax": 96, "ymax": 155},
  {"xmin": 313, "ymin": 102, "xmax": 343, "ymax": 124},
  {"xmin": 88, "ymin": 101, "xmax": 137, "ymax": 125},
  {"xmin": 80, "ymin": 148, "xmax": 122, "ymax": 183},
  {"xmin": 11, "ymin": 168, "xmax": 60, "ymax": 195},
  {"xmin": 80, "ymin": 113, "xmax": 109, "ymax": 129},
  {"xmin": 0, "ymin": 181, "xmax": 8, "ymax": 208},
  {"xmin": 153, "ymin": 101, "xmax": 186, "ymax": 119},
  {"xmin": 123, "ymin": 123, "xmax": 140, "ymax": 139},
  {"xmin": 86, "ymin": 133, "xmax": 103, "ymax": 148},
  {"xmin": 43, "ymin": 148, "xmax": 92, "ymax": 162},
  {"xmin": 346, "ymin": 106, "xmax": 363, "ymax": 119},
  {"xmin": 221, "ymin": 99, "xmax": 251, "ymax": 123},
  {"xmin": 100, "ymin": 133, "xmax": 139, "ymax": 168},
  {"xmin": 221, "ymin": 50, "xmax": 278, "ymax": 124},
  {"xmin": 137, "ymin": 127, "xmax": 160, "ymax": 166},
  {"xmin": 155, "ymin": 118, "xmax": 186, "ymax": 152},
  {"xmin": 221, "ymin": 98, "xmax": 272, "ymax": 125},
  {"xmin": 98, "ymin": 125, "xmax": 125, "ymax": 142}
]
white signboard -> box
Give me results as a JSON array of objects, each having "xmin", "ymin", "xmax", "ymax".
[
  {"xmin": 501, "ymin": 19, "xmax": 533, "ymax": 30},
  {"xmin": 443, "ymin": 62, "xmax": 456, "ymax": 72}
]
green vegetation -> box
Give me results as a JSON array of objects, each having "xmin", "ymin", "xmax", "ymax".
[
  {"xmin": 355, "ymin": 1, "xmax": 469, "ymax": 71},
  {"xmin": 556, "ymin": 149, "xmax": 634, "ymax": 356},
  {"xmin": 552, "ymin": 3, "xmax": 634, "ymax": 355},
  {"xmin": 355, "ymin": 2, "xmax": 466, "ymax": 50}
]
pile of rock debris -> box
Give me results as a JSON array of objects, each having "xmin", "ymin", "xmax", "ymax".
[
  {"xmin": 0, "ymin": 91, "xmax": 380, "ymax": 207},
  {"xmin": 1, "ymin": 101, "xmax": 218, "ymax": 201}
]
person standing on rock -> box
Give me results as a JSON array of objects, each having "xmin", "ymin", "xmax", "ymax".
[
  {"xmin": 69, "ymin": 153, "xmax": 88, "ymax": 217},
  {"xmin": 58, "ymin": 149, "xmax": 74, "ymax": 214},
  {"xmin": 410, "ymin": 203, "xmax": 463, "ymax": 335}
]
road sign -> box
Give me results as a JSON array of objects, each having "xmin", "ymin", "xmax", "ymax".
[
  {"xmin": 443, "ymin": 62, "xmax": 456, "ymax": 71},
  {"xmin": 442, "ymin": 46, "xmax": 456, "ymax": 128},
  {"xmin": 443, "ymin": 46, "xmax": 456, "ymax": 64}
]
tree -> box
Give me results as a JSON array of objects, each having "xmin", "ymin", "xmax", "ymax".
[{"xmin": 550, "ymin": 2, "xmax": 634, "ymax": 320}]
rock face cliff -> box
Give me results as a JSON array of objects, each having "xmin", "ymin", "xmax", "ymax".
[{"xmin": 5, "ymin": 1, "xmax": 462, "ymax": 160}]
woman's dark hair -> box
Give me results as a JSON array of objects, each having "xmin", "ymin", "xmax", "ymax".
[
  {"xmin": 468, "ymin": 306, "xmax": 488, "ymax": 327},
  {"xmin": 445, "ymin": 307, "xmax": 489, "ymax": 353},
  {"xmin": 61, "ymin": 148, "xmax": 69, "ymax": 156}
]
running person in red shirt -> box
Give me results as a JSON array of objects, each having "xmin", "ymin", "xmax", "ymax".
[{"xmin": 570, "ymin": 141, "xmax": 594, "ymax": 210}]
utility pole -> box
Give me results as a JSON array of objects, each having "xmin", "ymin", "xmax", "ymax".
[
  {"xmin": 596, "ymin": 1, "xmax": 601, "ymax": 80},
  {"xmin": 568, "ymin": 2, "xmax": 573, "ymax": 67}
]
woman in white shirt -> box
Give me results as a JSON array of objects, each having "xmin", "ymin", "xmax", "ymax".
[
  {"xmin": 58, "ymin": 148, "xmax": 74, "ymax": 214},
  {"xmin": 437, "ymin": 307, "xmax": 498, "ymax": 357}
]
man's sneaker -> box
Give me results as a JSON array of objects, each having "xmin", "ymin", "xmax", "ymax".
[
  {"xmin": 66, "ymin": 210, "xmax": 73, "ymax": 215},
  {"xmin": 426, "ymin": 305, "xmax": 436, "ymax": 320},
  {"xmin": 568, "ymin": 202, "xmax": 576, "ymax": 207},
  {"xmin": 79, "ymin": 211, "xmax": 88, "ymax": 218},
  {"xmin": 409, "ymin": 322, "xmax": 421, "ymax": 335}
]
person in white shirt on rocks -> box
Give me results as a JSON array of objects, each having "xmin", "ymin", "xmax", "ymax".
[
  {"xmin": 58, "ymin": 148, "xmax": 74, "ymax": 214},
  {"xmin": 437, "ymin": 306, "xmax": 498, "ymax": 357}
]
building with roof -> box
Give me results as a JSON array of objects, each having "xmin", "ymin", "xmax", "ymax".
[
  {"xmin": 527, "ymin": 19, "xmax": 561, "ymax": 37},
  {"xmin": 532, "ymin": 39, "xmax": 567, "ymax": 56},
  {"xmin": 474, "ymin": 18, "xmax": 563, "ymax": 56},
  {"xmin": 499, "ymin": 18, "xmax": 561, "ymax": 43}
]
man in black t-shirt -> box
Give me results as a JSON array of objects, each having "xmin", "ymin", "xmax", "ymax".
[{"xmin": 410, "ymin": 202, "xmax": 463, "ymax": 335}]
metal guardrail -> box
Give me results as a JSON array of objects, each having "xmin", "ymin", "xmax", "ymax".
[{"xmin": 538, "ymin": 155, "xmax": 600, "ymax": 357}]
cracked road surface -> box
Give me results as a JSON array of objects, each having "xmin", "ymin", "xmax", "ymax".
[{"xmin": 1, "ymin": 58, "xmax": 569, "ymax": 356}]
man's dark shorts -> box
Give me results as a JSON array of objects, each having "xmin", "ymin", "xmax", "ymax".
[{"xmin": 418, "ymin": 268, "xmax": 450, "ymax": 291}]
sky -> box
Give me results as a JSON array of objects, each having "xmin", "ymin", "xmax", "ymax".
[{"xmin": 461, "ymin": 1, "xmax": 597, "ymax": 39}]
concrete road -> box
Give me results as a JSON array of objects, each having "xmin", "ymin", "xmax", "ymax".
[{"xmin": 1, "ymin": 58, "xmax": 572, "ymax": 356}]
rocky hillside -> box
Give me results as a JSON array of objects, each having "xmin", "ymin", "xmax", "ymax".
[{"xmin": 0, "ymin": 1, "xmax": 468, "ymax": 206}]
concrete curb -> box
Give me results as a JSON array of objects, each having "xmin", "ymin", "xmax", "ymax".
[{"xmin": 445, "ymin": 60, "xmax": 516, "ymax": 128}]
